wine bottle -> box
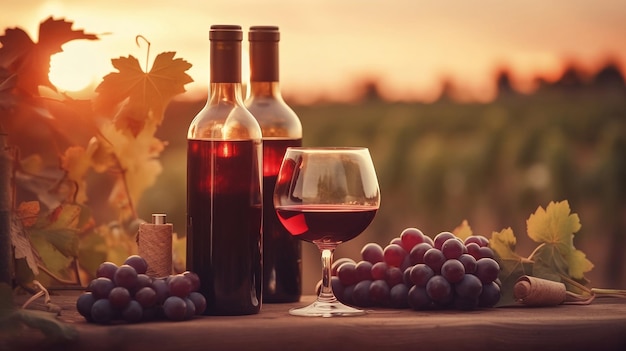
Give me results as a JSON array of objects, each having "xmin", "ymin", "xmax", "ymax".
[
  {"xmin": 187, "ymin": 25, "xmax": 263, "ymax": 315},
  {"xmin": 245, "ymin": 26, "xmax": 303, "ymax": 303}
]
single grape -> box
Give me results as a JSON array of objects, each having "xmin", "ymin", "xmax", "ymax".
[
  {"xmin": 331, "ymin": 257, "xmax": 356, "ymax": 276},
  {"xmin": 114, "ymin": 265, "xmax": 138, "ymax": 290},
  {"xmin": 423, "ymin": 248, "xmax": 446, "ymax": 273},
  {"xmin": 151, "ymin": 278, "xmax": 169, "ymax": 304},
  {"xmin": 184, "ymin": 298, "xmax": 196, "ymax": 319},
  {"xmin": 409, "ymin": 242, "xmax": 433, "ymax": 265},
  {"xmin": 399, "ymin": 227, "xmax": 425, "ymax": 252},
  {"xmin": 475, "ymin": 257, "xmax": 500, "ymax": 283},
  {"xmin": 478, "ymin": 246, "xmax": 495, "ymax": 259},
  {"xmin": 389, "ymin": 283, "xmax": 409, "ymax": 309},
  {"xmin": 337, "ymin": 261, "xmax": 359, "ymax": 286},
  {"xmin": 135, "ymin": 286, "xmax": 158, "ymax": 308},
  {"xmin": 124, "ymin": 255, "xmax": 148, "ymax": 275},
  {"xmin": 425, "ymin": 275, "xmax": 453, "ymax": 305},
  {"xmin": 352, "ymin": 280, "xmax": 373, "ymax": 307},
  {"xmin": 168, "ymin": 274, "xmax": 193, "ymax": 298},
  {"xmin": 341, "ymin": 284, "xmax": 355, "ymax": 305},
  {"xmin": 122, "ymin": 300, "xmax": 143, "ymax": 323},
  {"xmin": 407, "ymin": 285, "xmax": 432, "ymax": 310},
  {"xmin": 360, "ymin": 243, "xmax": 384, "ymax": 264},
  {"xmin": 108, "ymin": 286, "xmax": 131, "ymax": 309},
  {"xmin": 188, "ymin": 291, "xmax": 207, "ymax": 315},
  {"xmin": 330, "ymin": 276, "xmax": 344, "ymax": 300},
  {"xmin": 91, "ymin": 299, "xmax": 113, "ymax": 324},
  {"xmin": 464, "ymin": 235, "xmax": 490, "ymax": 247},
  {"xmin": 96, "ymin": 262, "xmax": 118, "ymax": 280},
  {"xmin": 87, "ymin": 277, "xmax": 115, "ymax": 300},
  {"xmin": 433, "ymin": 231, "xmax": 456, "ymax": 250},
  {"xmin": 403, "ymin": 266, "xmax": 413, "ymax": 287},
  {"xmin": 370, "ymin": 261, "xmax": 388, "ymax": 281},
  {"xmin": 441, "ymin": 259, "xmax": 465, "ymax": 284},
  {"xmin": 458, "ymin": 253, "xmax": 477, "ymax": 274},
  {"xmin": 466, "ymin": 242, "xmax": 482, "ymax": 260},
  {"xmin": 369, "ymin": 279, "xmax": 390, "ymax": 305},
  {"xmin": 383, "ymin": 243, "xmax": 407, "ymax": 267},
  {"xmin": 163, "ymin": 296, "xmax": 187, "ymax": 321},
  {"xmin": 455, "ymin": 273, "xmax": 483, "ymax": 299},
  {"xmin": 76, "ymin": 292, "xmax": 96, "ymax": 320},
  {"xmin": 136, "ymin": 274, "xmax": 152, "ymax": 290},
  {"xmin": 386, "ymin": 266, "xmax": 404, "ymax": 287},
  {"xmin": 389, "ymin": 237, "xmax": 402, "ymax": 246},
  {"xmin": 423, "ymin": 235, "xmax": 435, "ymax": 247},
  {"xmin": 479, "ymin": 281, "xmax": 501, "ymax": 307},
  {"xmin": 441, "ymin": 238, "xmax": 464, "ymax": 259},
  {"xmin": 183, "ymin": 271, "xmax": 201, "ymax": 292},
  {"xmin": 409, "ymin": 264, "xmax": 434, "ymax": 287},
  {"xmin": 355, "ymin": 260, "xmax": 373, "ymax": 281}
]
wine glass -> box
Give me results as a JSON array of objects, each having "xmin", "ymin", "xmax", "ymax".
[{"xmin": 274, "ymin": 147, "xmax": 381, "ymax": 317}]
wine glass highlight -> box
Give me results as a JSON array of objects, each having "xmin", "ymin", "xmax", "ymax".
[{"xmin": 274, "ymin": 147, "xmax": 381, "ymax": 317}]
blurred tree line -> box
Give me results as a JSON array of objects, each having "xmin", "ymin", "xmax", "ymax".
[{"xmin": 147, "ymin": 60, "xmax": 626, "ymax": 291}]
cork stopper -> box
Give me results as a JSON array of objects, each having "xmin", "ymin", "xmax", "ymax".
[
  {"xmin": 249, "ymin": 25, "xmax": 280, "ymax": 82},
  {"xmin": 152, "ymin": 213, "xmax": 166, "ymax": 225},
  {"xmin": 513, "ymin": 275, "xmax": 567, "ymax": 306},
  {"xmin": 210, "ymin": 24, "xmax": 243, "ymax": 83}
]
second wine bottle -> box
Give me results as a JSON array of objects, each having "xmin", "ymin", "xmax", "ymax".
[{"xmin": 245, "ymin": 25, "xmax": 303, "ymax": 303}]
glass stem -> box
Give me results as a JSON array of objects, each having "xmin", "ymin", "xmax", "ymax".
[{"xmin": 317, "ymin": 247, "xmax": 337, "ymax": 303}]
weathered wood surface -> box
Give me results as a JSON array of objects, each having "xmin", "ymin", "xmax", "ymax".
[{"xmin": 5, "ymin": 291, "xmax": 626, "ymax": 351}]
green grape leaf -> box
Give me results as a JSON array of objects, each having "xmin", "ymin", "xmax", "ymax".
[
  {"xmin": 526, "ymin": 200, "xmax": 581, "ymax": 254},
  {"xmin": 94, "ymin": 51, "xmax": 193, "ymax": 136},
  {"xmin": 526, "ymin": 200, "xmax": 593, "ymax": 281},
  {"xmin": 0, "ymin": 16, "xmax": 98, "ymax": 95},
  {"xmin": 77, "ymin": 226, "xmax": 108, "ymax": 278}
]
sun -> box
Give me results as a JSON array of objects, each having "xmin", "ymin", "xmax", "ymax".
[{"xmin": 49, "ymin": 40, "xmax": 110, "ymax": 93}]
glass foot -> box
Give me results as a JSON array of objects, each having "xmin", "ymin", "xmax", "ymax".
[{"xmin": 289, "ymin": 300, "xmax": 366, "ymax": 317}]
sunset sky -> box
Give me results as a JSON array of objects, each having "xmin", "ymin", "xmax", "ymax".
[{"xmin": 2, "ymin": 0, "xmax": 625, "ymax": 103}]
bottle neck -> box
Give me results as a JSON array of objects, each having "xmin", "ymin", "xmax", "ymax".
[
  {"xmin": 209, "ymin": 82, "xmax": 246, "ymax": 105},
  {"xmin": 249, "ymin": 40, "xmax": 279, "ymax": 83},
  {"xmin": 248, "ymin": 81, "xmax": 282, "ymax": 99}
]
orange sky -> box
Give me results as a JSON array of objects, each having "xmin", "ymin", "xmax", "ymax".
[{"xmin": 2, "ymin": 0, "xmax": 626, "ymax": 103}]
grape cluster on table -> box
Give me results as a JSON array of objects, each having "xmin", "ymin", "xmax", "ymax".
[
  {"xmin": 328, "ymin": 228, "xmax": 501, "ymax": 310},
  {"xmin": 76, "ymin": 255, "xmax": 206, "ymax": 324}
]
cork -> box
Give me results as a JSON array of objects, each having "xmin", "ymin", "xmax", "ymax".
[
  {"xmin": 137, "ymin": 213, "xmax": 173, "ymax": 278},
  {"xmin": 513, "ymin": 275, "xmax": 567, "ymax": 306}
]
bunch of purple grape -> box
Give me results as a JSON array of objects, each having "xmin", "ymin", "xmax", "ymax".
[
  {"xmin": 76, "ymin": 255, "xmax": 206, "ymax": 324},
  {"xmin": 330, "ymin": 228, "xmax": 501, "ymax": 310}
]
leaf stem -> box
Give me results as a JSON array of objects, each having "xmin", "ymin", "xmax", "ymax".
[
  {"xmin": 590, "ymin": 288, "xmax": 626, "ymax": 298},
  {"xmin": 527, "ymin": 242, "xmax": 545, "ymax": 261}
]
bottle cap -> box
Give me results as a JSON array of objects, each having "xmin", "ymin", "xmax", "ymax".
[
  {"xmin": 152, "ymin": 213, "xmax": 167, "ymax": 225},
  {"xmin": 249, "ymin": 26, "xmax": 280, "ymax": 42},
  {"xmin": 210, "ymin": 25, "xmax": 243, "ymax": 41}
]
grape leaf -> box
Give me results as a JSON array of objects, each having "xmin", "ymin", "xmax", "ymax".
[
  {"xmin": 526, "ymin": 200, "xmax": 593, "ymax": 280},
  {"xmin": 0, "ymin": 17, "xmax": 98, "ymax": 96},
  {"xmin": 94, "ymin": 51, "xmax": 193, "ymax": 136},
  {"xmin": 60, "ymin": 146, "xmax": 91, "ymax": 204},
  {"xmin": 11, "ymin": 207, "xmax": 43, "ymax": 276},
  {"xmin": 0, "ymin": 68, "xmax": 17, "ymax": 109}
]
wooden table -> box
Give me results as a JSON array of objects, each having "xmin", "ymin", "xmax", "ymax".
[{"xmin": 5, "ymin": 290, "xmax": 626, "ymax": 351}]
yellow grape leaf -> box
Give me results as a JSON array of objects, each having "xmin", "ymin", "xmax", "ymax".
[
  {"xmin": 452, "ymin": 219, "xmax": 473, "ymax": 241},
  {"xmin": 489, "ymin": 227, "xmax": 519, "ymax": 261},
  {"xmin": 94, "ymin": 51, "xmax": 193, "ymax": 135},
  {"xmin": 526, "ymin": 200, "xmax": 581, "ymax": 255}
]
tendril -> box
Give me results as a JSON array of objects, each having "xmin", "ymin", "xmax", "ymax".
[{"xmin": 135, "ymin": 35, "xmax": 151, "ymax": 72}]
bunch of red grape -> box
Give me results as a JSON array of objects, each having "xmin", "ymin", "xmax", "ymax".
[
  {"xmin": 329, "ymin": 228, "xmax": 501, "ymax": 310},
  {"xmin": 76, "ymin": 255, "xmax": 206, "ymax": 324}
]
